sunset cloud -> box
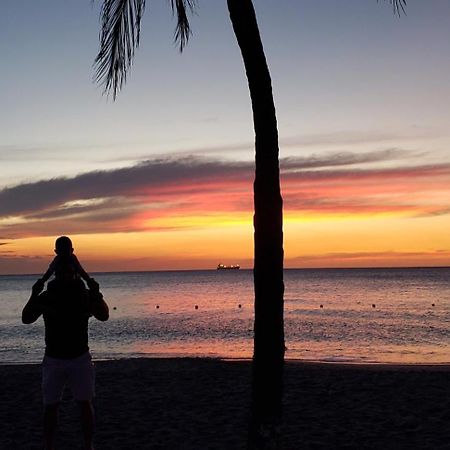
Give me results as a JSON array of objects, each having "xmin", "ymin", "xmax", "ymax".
[{"xmin": 0, "ymin": 150, "xmax": 449, "ymax": 239}]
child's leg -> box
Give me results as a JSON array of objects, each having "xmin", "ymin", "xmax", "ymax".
[{"xmin": 72, "ymin": 254, "xmax": 91, "ymax": 281}]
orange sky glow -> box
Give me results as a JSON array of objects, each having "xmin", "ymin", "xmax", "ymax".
[{"xmin": 1, "ymin": 154, "xmax": 449, "ymax": 274}]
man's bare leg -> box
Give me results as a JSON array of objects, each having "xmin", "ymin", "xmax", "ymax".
[
  {"xmin": 43, "ymin": 403, "xmax": 59, "ymax": 450},
  {"xmin": 78, "ymin": 400, "xmax": 95, "ymax": 450}
]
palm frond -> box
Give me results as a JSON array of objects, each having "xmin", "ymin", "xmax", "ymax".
[
  {"xmin": 384, "ymin": 0, "xmax": 407, "ymax": 16},
  {"xmin": 94, "ymin": 0, "xmax": 146, "ymax": 99},
  {"xmin": 170, "ymin": 0, "xmax": 195, "ymax": 52}
]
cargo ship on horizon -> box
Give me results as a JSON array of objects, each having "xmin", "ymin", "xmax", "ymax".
[{"xmin": 217, "ymin": 263, "xmax": 240, "ymax": 270}]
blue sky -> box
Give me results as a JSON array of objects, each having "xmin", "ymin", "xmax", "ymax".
[{"xmin": 2, "ymin": 0, "xmax": 449, "ymax": 181}]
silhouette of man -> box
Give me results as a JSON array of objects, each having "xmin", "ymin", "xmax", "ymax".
[{"xmin": 22, "ymin": 239, "xmax": 109, "ymax": 450}]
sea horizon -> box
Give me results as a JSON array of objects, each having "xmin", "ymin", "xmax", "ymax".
[{"xmin": 1, "ymin": 264, "xmax": 450, "ymax": 278}]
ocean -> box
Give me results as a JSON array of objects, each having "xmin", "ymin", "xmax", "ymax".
[{"xmin": 1, "ymin": 268, "xmax": 449, "ymax": 364}]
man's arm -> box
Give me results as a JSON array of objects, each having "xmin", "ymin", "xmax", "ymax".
[
  {"xmin": 22, "ymin": 281, "xmax": 45, "ymax": 324},
  {"xmin": 87, "ymin": 278, "xmax": 109, "ymax": 321}
]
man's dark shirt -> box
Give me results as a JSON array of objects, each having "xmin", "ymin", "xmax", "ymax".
[{"xmin": 38, "ymin": 279, "xmax": 100, "ymax": 359}]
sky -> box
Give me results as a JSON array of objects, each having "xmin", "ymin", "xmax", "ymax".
[{"xmin": 1, "ymin": 0, "xmax": 450, "ymax": 274}]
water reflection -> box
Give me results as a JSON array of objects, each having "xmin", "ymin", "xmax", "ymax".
[{"xmin": 2, "ymin": 268, "xmax": 450, "ymax": 364}]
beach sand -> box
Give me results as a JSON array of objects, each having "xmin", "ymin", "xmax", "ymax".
[{"xmin": 2, "ymin": 358, "xmax": 450, "ymax": 449}]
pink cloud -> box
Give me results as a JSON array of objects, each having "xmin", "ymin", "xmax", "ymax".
[{"xmin": 0, "ymin": 154, "xmax": 448, "ymax": 238}]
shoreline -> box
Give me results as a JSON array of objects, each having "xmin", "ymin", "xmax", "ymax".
[{"xmin": 3, "ymin": 355, "xmax": 450, "ymax": 370}]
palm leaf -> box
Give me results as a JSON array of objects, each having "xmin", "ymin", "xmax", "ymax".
[
  {"xmin": 386, "ymin": 0, "xmax": 407, "ymax": 16},
  {"xmin": 170, "ymin": 0, "xmax": 195, "ymax": 52},
  {"xmin": 94, "ymin": 0, "xmax": 195, "ymax": 99},
  {"xmin": 94, "ymin": 0, "xmax": 146, "ymax": 99}
]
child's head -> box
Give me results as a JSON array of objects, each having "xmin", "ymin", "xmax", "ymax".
[{"xmin": 54, "ymin": 236, "xmax": 73, "ymax": 257}]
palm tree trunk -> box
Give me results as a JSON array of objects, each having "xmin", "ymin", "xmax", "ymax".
[{"xmin": 227, "ymin": 0, "xmax": 285, "ymax": 447}]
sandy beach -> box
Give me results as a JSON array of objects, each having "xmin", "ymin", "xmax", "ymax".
[{"xmin": 2, "ymin": 358, "xmax": 450, "ymax": 449}]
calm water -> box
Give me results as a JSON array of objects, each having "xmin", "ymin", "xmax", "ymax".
[{"xmin": 1, "ymin": 268, "xmax": 450, "ymax": 364}]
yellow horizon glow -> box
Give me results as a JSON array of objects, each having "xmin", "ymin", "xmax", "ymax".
[{"xmin": 2, "ymin": 209, "xmax": 449, "ymax": 274}]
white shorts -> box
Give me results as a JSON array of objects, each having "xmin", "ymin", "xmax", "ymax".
[{"xmin": 42, "ymin": 352, "xmax": 95, "ymax": 405}]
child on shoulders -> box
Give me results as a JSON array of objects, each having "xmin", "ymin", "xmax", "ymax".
[{"xmin": 34, "ymin": 236, "xmax": 91, "ymax": 291}]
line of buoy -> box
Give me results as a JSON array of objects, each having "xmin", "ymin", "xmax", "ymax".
[
  {"xmin": 143, "ymin": 302, "xmax": 443, "ymax": 312},
  {"xmin": 153, "ymin": 304, "xmax": 244, "ymax": 310},
  {"xmin": 134, "ymin": 302, "xmax": 438, "ymax": 312}
]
